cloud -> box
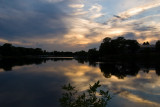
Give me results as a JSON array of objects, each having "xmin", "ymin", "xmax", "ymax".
[
  {"xmin": 88, "ymin": 4, "xmax": 104, "ymax": 20},
  {"xmin": 45, "ymin": 0, "xmax": 64, "ymax": 3},
  {"xmin": 69, "ymin": 4, "xmax": 84, "ymax": 8},
  {"xmin": 103, "ymin": 1, "xmax": 160, "ymax": 44},
  {"xmin": 119, "ymin": 91, "xmax": 160, "ymax": 106},
  {"xmin": 123, "ymin": 32, "xmax": 136, "ymax": 39},
  {"xmin": 118, "ymin": 2, "xmax": 160, "ymax": 19},
  {"xmin": 0, "ymin": 38, "xmax": 33, "ymax": 46},
  {"xmin": 0, "ymin": 0, "xmax": 68, "ymax": 40},
  {"xmin": 0, "ymin": 0, "xmax": 160, "ymax": 50}
]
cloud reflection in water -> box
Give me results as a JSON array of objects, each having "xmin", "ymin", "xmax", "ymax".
[{"xmin": 0, "ymin": 59, "xmax": 160, "ymax": 107}]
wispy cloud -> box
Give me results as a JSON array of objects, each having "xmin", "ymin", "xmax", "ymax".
[
  {"xmin": 69, "ymin": 4, "xmax": 84, "ymax": 8},
  {"xmin": 44, "ymin": 0, "xmax": 64, "ymax": 3},
  {"xmin": 0, "ymin": 0, "xmax": 160, "ymax": 50},
  {"xmin": 118, "ymin": 2, "xmax": 160, "ymax": 19},
  {"xmin": 0, "ymin": 38, "xmax": 32, "ymax": 46}
]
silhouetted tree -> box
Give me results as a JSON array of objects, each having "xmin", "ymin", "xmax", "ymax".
[
  {"xmin": 155, "ymin": 40, "xmax": 160, "ymax": 52},
  {"xmin": 125, "ymin": 40, "xmax": 140, "ymax": 53},
  {"xmin": 0, "ymin": 43, "xmax": 13, "ymax": 56},
  {"xmin": 99, "ymin": 36, "xmax": 140, "ymax": 56},
  {"xmin": 155, "ymin": 65, "xmax": 160, "ymax": 76},
  {"xmin": 99, "ymin": 37, "xmax": 112, "ymax": 56},
  {"xmin": 3, "ymin": 43, "xmax": 12, "ymax": 47},
  {"xmin": 140, "ymin": 41, "xmax": 153, "ymax": 54},
  {"xmin": 143, "ymin": 41, "xmax": 150, "ymax": 45},
  {"xmin": 74, "ymin": 50, "xmax": 88, "ymax": 58},
  {"xmin": 60, "ymin": 81, "xmax": 111, "ymax": 107},
  {"xmin": 88, "ymin": 48, "xmax": 99, "ymax": 60},
  {"xmin": 0, "ymin": 43, "xmax": 45, "ymax": 56}
]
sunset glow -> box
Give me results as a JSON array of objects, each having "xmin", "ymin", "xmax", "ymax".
[{"xmin": 0, "ymin": 0, "xmax": 160, "ymax": 51}]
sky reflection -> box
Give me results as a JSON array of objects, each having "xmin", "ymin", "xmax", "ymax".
[{"xmin": 0, "ymin": 59, "xmax": 160, "ymax": 107}]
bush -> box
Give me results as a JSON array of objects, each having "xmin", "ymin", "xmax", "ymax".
[{"xmin": 59, "ymin": 81, "xmax": 111, "ymax": 107}]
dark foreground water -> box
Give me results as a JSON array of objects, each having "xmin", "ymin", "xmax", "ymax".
[{"xmin": 0, "ymin": 58, "xmax": 160, "ymax": 107}]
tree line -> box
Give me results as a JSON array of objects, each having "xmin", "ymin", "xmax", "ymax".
[
  {"xmin": 75, "ymin": 37, "xmax": 160, "ymax": 61},
  {"xmin": 0, "ymin": 43, "xmax": 44, "ymax": 56},
  {"xmin": 0, "ymin": 43, "xmax": 74, "ymax": 57},
  {"xmin": 1, "ymin": 37, "xmax": 160, "ymax": 59}
]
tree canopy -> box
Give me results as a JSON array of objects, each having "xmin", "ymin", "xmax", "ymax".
[{"xmin": 99, "ymin": 37, "xmax": 140, "ymax": 56}]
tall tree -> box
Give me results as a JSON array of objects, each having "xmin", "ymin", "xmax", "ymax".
[{"xmin": 155, "ymin": 40, "xmax": 160, "ymax": 52}]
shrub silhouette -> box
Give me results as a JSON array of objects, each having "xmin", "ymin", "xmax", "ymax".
[{"xmin": 59, "ymin": 81, "xmax": 111, "ymax": 107}]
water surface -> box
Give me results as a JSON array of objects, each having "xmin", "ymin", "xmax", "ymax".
[{"xmin": 0, "ymin": 58, "xmax": 160, "ymax": 107}]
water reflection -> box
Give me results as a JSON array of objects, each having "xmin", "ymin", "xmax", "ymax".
[
  {"xmin": 100, "ymin": 62, "xmax": 160, "ymax": 79},
  {"xmin": 59, "ymin": 60, "xmax": 160, "ymax": 107},
  {"xmin": 0, "ymin": 57, "xmax": 73, "ymax": 71},
  {"xmin": 100, "ymin": 62, "xmax": 139, "ymax": 79},
  {"xmin": 0, "ymin": 58, "xmax": 159, "ymax": 107}
]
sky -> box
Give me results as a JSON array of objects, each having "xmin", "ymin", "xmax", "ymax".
[{"xmin": 0, "ymin": 0, "xmax": 160, "ymax": 51}]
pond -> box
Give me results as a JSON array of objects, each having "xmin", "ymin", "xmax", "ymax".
[{"xmin": 0, "ymin": 58, "xmax": 160, "ymax": 107}]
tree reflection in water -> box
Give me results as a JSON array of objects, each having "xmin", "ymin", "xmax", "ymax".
[
  {"xmin": 1, "ymin": 57, "xmax": 160, "ymax": 79},
  {"xmin": 0, "ymin": 57, "xmax": 73, "ymax": 71},
  {"xmin": 99, "ymin": 61, "xmax": 160, "ymax": 79}
]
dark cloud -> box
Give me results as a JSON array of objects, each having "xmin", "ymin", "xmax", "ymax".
[
  {"xmin": 0, "ymin": 0, "xmax": 69, "ymax": 40},
  {"xmin": 134, "ymin": 26, "xmax": 156, "ymax": 31},
  {"xmin": 86, "ymin": 43, "xmax": 101, "ymax": 50},
  {"xmin": 1, "ymin": 0, "xmax": 160, "ymax": 51},
  {"xmin": 123, "ymin": 32, "xmax": 136, "ymax": 39}
]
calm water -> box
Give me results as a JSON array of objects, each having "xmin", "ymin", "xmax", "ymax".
[{"xmin": 0, "ymin": 58, "xmax": 160, "ymax": 107}]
